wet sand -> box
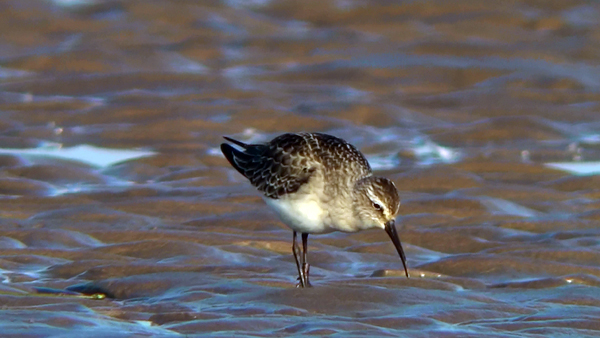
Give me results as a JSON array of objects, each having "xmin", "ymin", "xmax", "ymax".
[{"xmin": 1, "ymin": 0, "xmax": 600, "ymax": 336}]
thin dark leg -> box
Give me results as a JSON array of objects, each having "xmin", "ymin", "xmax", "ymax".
[
  {"xmin": 302, "ymin": 233, "xmax": 312, "ymax": 287},
  {"xmin": 292, "ymin": 231, "xmax": 305, "ymax": 288}
]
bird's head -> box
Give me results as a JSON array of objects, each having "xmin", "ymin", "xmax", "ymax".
[
  {"xmin": 353, "ymin": 176, "xmax": 401, "ymax": 228},
  {"xmin": 354, "ymin": 176, "xmax": 409, "ymax": 278}
]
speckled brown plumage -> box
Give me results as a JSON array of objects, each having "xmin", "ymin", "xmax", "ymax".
[{"xmin": 220, "ymin": 132, "xmax": 371, "ymax": 199}]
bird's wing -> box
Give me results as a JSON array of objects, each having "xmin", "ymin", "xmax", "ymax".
[{"xmin": 221, "ymin": 133, "xmax": 317, "ymax": 199}]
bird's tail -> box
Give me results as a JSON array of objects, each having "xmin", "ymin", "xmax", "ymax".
[
  {"xmin": 220, "ymin": 137, "xmax": 254, "ymax": 179},
  {"xmin": 223, "ymin": 136, "xmax": 249, "ymax": 149}
]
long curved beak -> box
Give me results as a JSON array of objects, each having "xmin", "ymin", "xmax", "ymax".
[{"xmin": 384, "ymin": 219, "xmax": 409, "ymax": 278}]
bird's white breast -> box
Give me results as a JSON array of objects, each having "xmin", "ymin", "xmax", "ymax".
[{"xmin": 264, "ymin": 195, "xmax": 330, "ymax": 234}]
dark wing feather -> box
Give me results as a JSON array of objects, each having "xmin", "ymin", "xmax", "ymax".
[{"xmin": 221, "ymin": 134, "xmax": 315, "ymax": 199}]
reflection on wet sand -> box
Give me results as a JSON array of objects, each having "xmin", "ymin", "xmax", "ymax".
[{"xmin": 1, "ymin": 0, "xmax": 600, "ymax": 336}]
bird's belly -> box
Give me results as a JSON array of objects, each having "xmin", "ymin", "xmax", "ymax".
[{"xmin": 263, "ymin": 196, "xmax": 331, "ymax": 234}]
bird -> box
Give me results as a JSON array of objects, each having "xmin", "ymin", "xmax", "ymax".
[{"xmin": 220, "ymin": 132, "xmax": 409, "ymax": 287}]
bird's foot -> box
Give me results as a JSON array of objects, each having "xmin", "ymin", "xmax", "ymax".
[
  {"xmin": 296, "ymin": 276, "xmax": 312, "ymax": 288},
  {"xmin": 301, "ymin": 263, "xmax": 312, "ymax": 287}
]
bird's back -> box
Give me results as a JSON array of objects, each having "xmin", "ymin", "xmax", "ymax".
[
  {"xmin": 306, "ymin": 133, "xmax": 372, "ymax": 180},
  {"xmin": 221, "ymin": 133, "xmax": 372, "ymax": 199}
]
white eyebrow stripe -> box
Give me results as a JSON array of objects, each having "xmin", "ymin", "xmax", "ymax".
[{"xmin": 366, "ymin": 187, "xmax": 386, "ymax": 212}]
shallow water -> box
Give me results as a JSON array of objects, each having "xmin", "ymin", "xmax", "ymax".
[{"xmin": 1, "ymin": 0, "xmax": 600, "ymax": 337}]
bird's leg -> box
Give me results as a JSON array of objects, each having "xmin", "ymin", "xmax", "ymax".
[
  {"xmin": 302, "ymin": 233, "xmax": 312, "ymax": 287},
  {"xmin": 292, "ymin": 231, "xmax": 306, "ymax": 288}
]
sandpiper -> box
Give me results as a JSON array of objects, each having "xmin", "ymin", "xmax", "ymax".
[{"xmin": 221, "ymin": 132, "xmax": 409, "ymax": 287}]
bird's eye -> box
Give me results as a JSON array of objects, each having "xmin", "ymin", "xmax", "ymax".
[{"xmin": 372, "ymin": 203, "xmax": 382, "ymax": 211}]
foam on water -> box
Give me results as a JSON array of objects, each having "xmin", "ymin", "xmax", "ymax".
[
  {"xmin": 544, "ymin": 162, "xmax": 600, "ymax": 176},
  {"xmin": 224, "ymin": 0, "xmax": 272, "ymax": 9},
  {"xmin": 365, "ymin": 154, "xmax": 401, "ymax": 170},
  {"xmin": 0, "ymin": 237, "xmax": 27, "ymax": 249},
  {"xmin": 481, "ymin": 197, "xmax": 542, "ymax": 218},
  {"xmin": 160, "ymin": 52, "xmax": 209, "ymax": 74},
  {"xmin": 411, "ymin": 137, "xmax": 460, "ymax": 166},
  {"xmin": 50, "ymin": 0, "xmax": 96, "ymax": 7},
  {"xmin": 0, "ymin": 144, "xmax": 156, "ymax": 168},
  {"xmin": 48, "ymin": 177, "xmax": 141, "ymax": 196},
  {"xmin": 579, "ymin": 134, "xmax": 600, "ymax": 144},
  {"xmin": 0, "ymin": 67, "xmax": 33, "ymax": 79}
]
